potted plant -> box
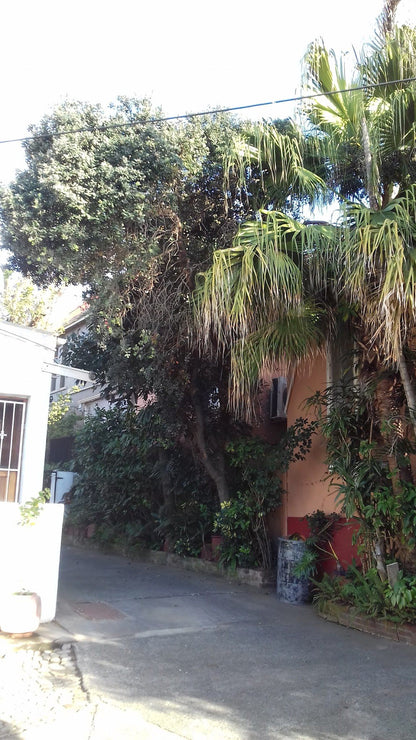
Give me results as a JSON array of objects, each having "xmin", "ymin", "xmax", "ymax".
[
  {"xmin": 210, "ymin": 531, "xmax": 223, "ymax": 562},
  {"xmin": 277, "ymin": 511, "xmax": 341, "ymax": 604},
  {"xmin": 0, "ymin": 590, "xmax": 41, "ymax": 638}
]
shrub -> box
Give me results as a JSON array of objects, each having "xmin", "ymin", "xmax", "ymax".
[
  {"xmin": 307, "ymin": 381, "xmax": 416, "ymax": 576},
  {"xmin": 215, "ymin": 418, "xmax": 317, "ymax": 570},
  {"xmin": 68, "ymin": 404, "xmax": 219, "ymax": 552},
  {"xmin": 67, "ymin": 406, "xmax": 162, "ymax": 546},
  {"xmin": 313, "ymin": 566, "xmax": 416, "ymax": 623}
]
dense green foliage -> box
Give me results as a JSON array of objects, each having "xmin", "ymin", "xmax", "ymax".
[
  {"xmin": 195, "ymin": 4, "xmax": 416, "ymax": 609},
  {"xmin": 196, "ymin": 10, "xmax": 416, "ymax": 424},
  {"xmin": 67, "ymin": 409, "xmax": 316, "ymax": 564},
  {"xmin": 47, "ymin": 389, "xmax": 82, "ymax": 439},
  {"xmin": 67, "ymin": 405, "xmax": 219, "ymax": 552},
  {"xmin": 214, "ymin": 419, "xmax": 317, "ymax": 569},
  {"xmin": 0, "ymin": 100, "xmax": 257, "ymax": 505},
  {"xmin": 1, "ymin": 100, "xmax": 180, "ymax": 286},
  {"xmin": 1, "ymin": 97, "xmax": 307, "ymax": 563},
  {"xmin": 69, "ymin": 407, "xmax": 157, "ymax": 530},
  {"xmin": 308, "ymin": 381, "xmax": 416, "ymax": 575},
  {"xmin": 314, "ymin": 566, "xmax": 416, "ymax": 624}
]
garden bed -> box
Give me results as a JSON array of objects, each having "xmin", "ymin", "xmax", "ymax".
[{"xmin": 317, "ymin": 599, "xmax": 416, "ymax": 646}]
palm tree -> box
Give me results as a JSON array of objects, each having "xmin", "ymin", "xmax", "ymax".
[
  {"xmin": 305, "ymin": 13, "xmax": 416, "ymax": 422},
  {"xmin": 195, "ymin": 1, "xmax": 416, "ymax": 431}
]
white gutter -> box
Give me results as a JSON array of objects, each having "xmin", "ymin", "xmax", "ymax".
[{"xmin": 41, "ymin": 362, "xmax": 95, "ymax": 382}]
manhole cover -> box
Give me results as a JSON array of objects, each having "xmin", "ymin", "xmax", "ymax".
[{"xmin": 71, "ymin": 601, "xmax": 126, "ymax": 620}]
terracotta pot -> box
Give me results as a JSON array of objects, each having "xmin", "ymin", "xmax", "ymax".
[
  {"xmin": 211, "ymin": 535, "xmax": 223, "ymax": 562},
  {"xmin": 0, "ymin": 592, "xmax": 41, "ymax": 637}
]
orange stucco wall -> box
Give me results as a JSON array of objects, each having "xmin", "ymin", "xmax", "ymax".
[
  {"xmin": 265, "ymin": 354, "xmax": 359, "ymax": 565},
  {"xmin": 286, "ymin": 354, "xmax": 338, "ymax": 518}
]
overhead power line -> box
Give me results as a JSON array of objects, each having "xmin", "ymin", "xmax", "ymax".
[{"xmin": 0, "ymin": 76, "xmax": 415, "ymax": 147}]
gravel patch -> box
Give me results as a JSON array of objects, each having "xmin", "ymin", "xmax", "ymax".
[{"xmin": 0, "ymin": 640, "xmax": 92, "ymax": 737}]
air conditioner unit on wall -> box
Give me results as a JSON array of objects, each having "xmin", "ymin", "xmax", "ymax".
[{"xmin": 270, "ymin": 376, "xmax": 287, "ymax": 420}]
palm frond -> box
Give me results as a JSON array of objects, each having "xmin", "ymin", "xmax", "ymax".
[
  {"xmin": 363, "ymin": 24, "xmax": 416, "ymax": 98},
  {"xmin": 303, "ymin": 42, "xmax": 364, "ymax": 133},
  {"xmin": 229, "ymin": 306, "xmax": 326, "ymax": 421},
  {"xmin": 223, "ymin": 120, "xmax": 328, "ymax": 203},
  {"xmin": 342, "ymin": 190, "xmax": 416, "ymax": 360},
  {"xmin": 194, "ymin": 211, "xmax": 308, "ymax": 352}
]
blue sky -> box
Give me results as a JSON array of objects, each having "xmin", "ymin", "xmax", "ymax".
[{"xmin": 0, "ymin": 0, "xmax": 413, "ymax": 187}]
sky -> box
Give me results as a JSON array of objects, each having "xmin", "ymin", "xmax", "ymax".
[{"xmin": 0, "ymin": 0, "xmax": 414, "ymax": 188}]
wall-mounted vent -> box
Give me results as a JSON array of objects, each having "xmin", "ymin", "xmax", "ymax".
[{"xmin": 270, "ymin": 376, "xmax": 287, "ymax": 420}]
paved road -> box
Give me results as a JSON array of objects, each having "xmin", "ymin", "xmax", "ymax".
[{"xmin": 54, "ymin": 545, "xmax": 416, "ymax": 740}]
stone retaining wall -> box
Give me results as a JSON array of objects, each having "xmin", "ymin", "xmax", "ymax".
[
  {"xmin": 151, "ymin": 551, "xmax": 275, "ymax": 587},
  {"xmin": 318, "ymin": 600, "xmax": 416, "ymax": 646}
]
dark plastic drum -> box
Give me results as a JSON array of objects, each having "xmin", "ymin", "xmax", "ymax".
[{"xmin": 277, "ymin": 537, "xmax": 310, "ymax": 603}]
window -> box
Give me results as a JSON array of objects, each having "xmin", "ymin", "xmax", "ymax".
[
  {"xmin": 0, "ymin": 398, "xmax": 26, "ymax": 502},
  {"xmin": 270, "ymin": 377, "xmax": 287, "ymax": 420}
]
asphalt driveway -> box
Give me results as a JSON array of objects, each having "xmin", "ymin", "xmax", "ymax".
[{"xmin": 54, "ymin": 545, "xmax": 416, "ymax": 740}]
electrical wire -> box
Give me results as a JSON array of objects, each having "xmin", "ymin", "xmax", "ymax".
[{"xmin": 0, "ymin": 77, "xmax": 415, "ymax": 147}]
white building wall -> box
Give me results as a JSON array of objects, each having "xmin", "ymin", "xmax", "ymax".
[
  {"xmin": 49, "ymin": 307, "xmax": 112, "ymax": 415},
  {"xmin": 0, "ymin": 321, "xmax": 56, "ymax": 503}
]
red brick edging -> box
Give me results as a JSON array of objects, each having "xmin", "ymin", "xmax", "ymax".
[{"xmin": 318, "ymin": 601, "xmax": 416, "ymax": 646}]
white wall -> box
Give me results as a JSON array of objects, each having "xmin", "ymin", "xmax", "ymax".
[
  {"xmin": 0, "ymin": 502, "xmax": 64, "ymax": 622},
  {"xmin": 0, "ymin": 321, "xmax": 56, "ymax": 503}
]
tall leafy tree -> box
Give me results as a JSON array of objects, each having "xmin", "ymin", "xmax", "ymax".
[
  {"xmin": 1, "ymin": 99, "xmax": 180, "ymax": 286},
  {"xmin": 0, "ymin": 100, "xmax": 250, "ymax": 504}
]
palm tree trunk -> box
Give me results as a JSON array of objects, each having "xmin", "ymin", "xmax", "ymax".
[
  {"xmin": 398, "ymin": 351, "xmax": 416, "ymax": 438},
  {"xmin": 378, "ymin": 0, "xmax": 401, "ymax": 37},
  {"xmin": 361, "ymin": 116, "xmax": 379, "ymax": 210}
]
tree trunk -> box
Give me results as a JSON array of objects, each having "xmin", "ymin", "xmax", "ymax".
[
  {"xmin": 190, "ymin": 370, "xmax": 229, "ymax": 504},
  {"xmin": 158, "ymin": 448, "xmax": 173, "ymax": 511},
  {"xmin": 158, "ymin": 206, "xmax": 193, "ymax": 290}
]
